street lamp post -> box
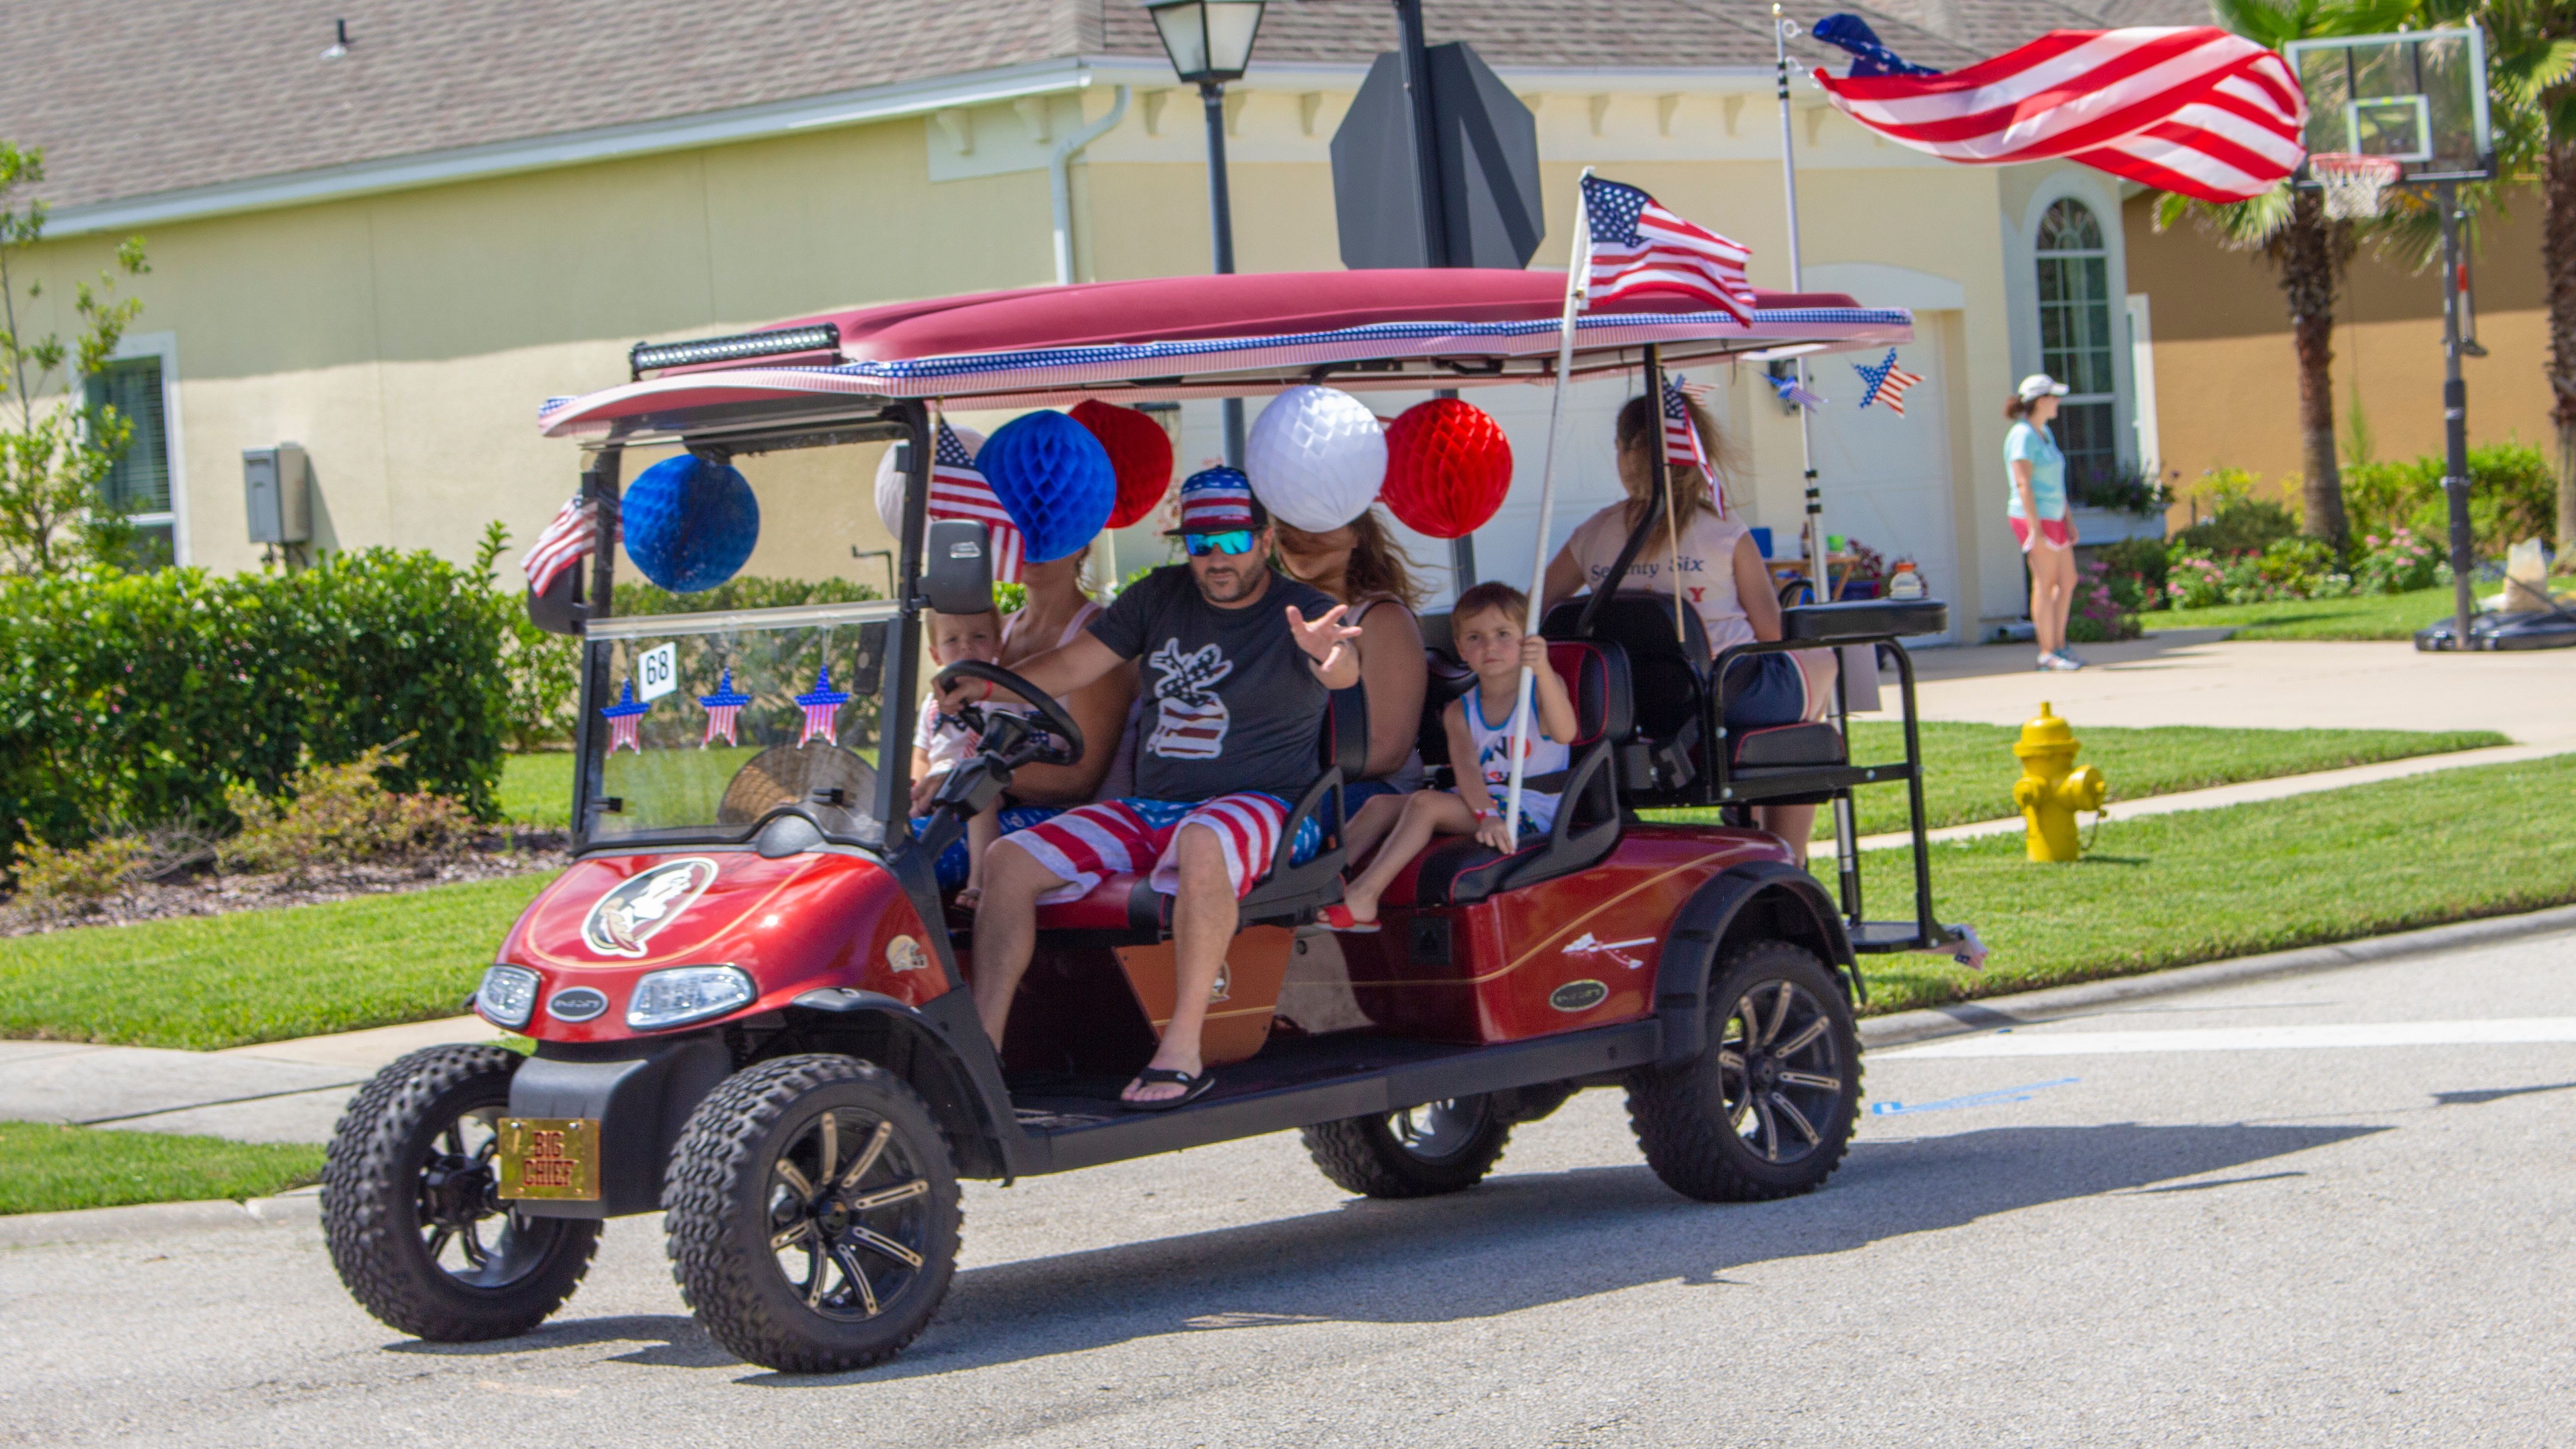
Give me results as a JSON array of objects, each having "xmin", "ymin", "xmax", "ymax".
[{"xmin": 1144, "ymin": 0, "xmax": 1268, "ymax": 468}]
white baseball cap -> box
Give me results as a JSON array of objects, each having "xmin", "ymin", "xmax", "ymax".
[{"xmin": 2016, "ymin": 373, "xmax": 2072, "ymax": 402}]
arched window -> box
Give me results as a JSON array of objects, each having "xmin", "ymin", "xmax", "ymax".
[{"xmin": 2034, "ymin": 198, "xmax": 2119, "ymax": 490}]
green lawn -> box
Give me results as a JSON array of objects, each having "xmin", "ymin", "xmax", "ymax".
[
  {"xmin": 496, "ymin": 752, "xmax": 573, "ymax": 828},
  {"xmin": 0, "ymin": 1121, "xmax": 325, "ymax": 1216},
  {"xmin": 1853, "ymin": 753, "xmax": 2576, "ymax": 1016},
  {"xmin": 1650, "ymin": 722, "xmax": 2504, "ymax": 838},
  {"xmin": 0, "ymin": 873, "xmax": 556, "ymax": 1050},
  {"xmin": 2140, "ymin": 585, "xmax": 2459, "ymax": 641}
]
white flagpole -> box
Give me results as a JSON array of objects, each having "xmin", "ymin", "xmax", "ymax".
[
  {"xmin": 1773, "ymin": 4, "xmax": 1828, "ymax": 600},
  {"xmin": 1502, "ymin": 166, "xmax": 1594, "ymax": 843}
]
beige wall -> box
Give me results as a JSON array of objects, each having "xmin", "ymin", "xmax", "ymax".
[
  {"xmin": 26, "ymin": 76, "xmax": 2063, "ymax": 629},
  {"xmin": 2123, "ymin": 188, "xmax": 2555, "ymax": 518}
]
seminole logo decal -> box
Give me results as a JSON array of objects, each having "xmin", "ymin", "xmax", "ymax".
[{"xmin": 582, "ymin": 859, "xmax": 720, "ymax": 959}]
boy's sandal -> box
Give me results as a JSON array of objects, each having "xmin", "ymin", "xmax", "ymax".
[
  {"xmin": 1319, "ymin": 903, "xmax": 1381, "ymax": 934},
  {"xmin": 1120, "ymin": 1067, "xmax": 1216, "ymax": 1112}
]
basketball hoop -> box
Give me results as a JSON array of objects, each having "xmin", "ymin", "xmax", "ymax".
[{"xmin": 2312, "ymin": 153, "xmax": 2403, "ymax": 219}]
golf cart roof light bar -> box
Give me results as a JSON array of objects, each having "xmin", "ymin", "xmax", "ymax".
[{"xmin": 629, "ymin": 324, "xmax": 843, "ymax": 379}]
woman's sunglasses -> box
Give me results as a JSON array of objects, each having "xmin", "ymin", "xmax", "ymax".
[{"xmin": 1183, "ymin": 530, "xmax": 1259, "ymax": 557}]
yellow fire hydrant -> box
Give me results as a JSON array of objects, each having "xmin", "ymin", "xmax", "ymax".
[{"xmin": 2012, "ymin": 703, "xmax": 2107, "ymax": 863}]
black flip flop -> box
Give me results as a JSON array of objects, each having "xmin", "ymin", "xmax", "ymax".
[{"xmin": 1120, "ymin": 1066, "xmax": 1215, "ymax": 1112}]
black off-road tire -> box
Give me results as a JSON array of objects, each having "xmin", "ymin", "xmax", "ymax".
[
  {"xmin": 322, "ymin": 1044, "xmax": 600, "ymax": 1341},
  {"xmin": 1301, "ymin": 1095, "xmax": 1511, "ymax": 1198},
  {"xmin": 663, "ymin": 1054, "xmax": 962, "ymax": 1373},
  {"xmin": 1626, "ymin": 940, "xmax": 1863, "ymax": 1203}
]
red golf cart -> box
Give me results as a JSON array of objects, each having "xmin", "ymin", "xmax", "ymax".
[{"xmin": 322, "ymin": 268, "xmax": 1964, "ymax": 1373}]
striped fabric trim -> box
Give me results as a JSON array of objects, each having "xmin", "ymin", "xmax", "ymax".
[{"xmin": 538, "ymin": 307, "xmax": 1912, "ymax": 433}]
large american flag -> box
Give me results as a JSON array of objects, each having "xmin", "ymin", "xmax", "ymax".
[
  {"xmin": 928, "ymin": 418, "xmax": 1025, "ymax": 584},
  {"xmin": 1813, "ymin": 26, "xmax": 2307, "ymax": 205},
  {"xmin": 520, "ymin": 495, "xmax": 618, "ymax": 595},
  {"xmin": 1580, "ymin": 176, "xmax": 1758, "ymax": 324}
]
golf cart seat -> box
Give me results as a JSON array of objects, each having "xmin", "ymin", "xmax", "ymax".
[
  {"xmin": 1710, "ymin": 599, "xmax": 1950, "ymax": 804},
  {"xmin": 1030, "ymin": 684, "xmax": 1368, "ymax": 937},
  {"xmin": 1401, "ymin": 640, "xmax": 1626, "ymax": 908},
  {"xmin": 1542, "ymin": 591, "xmax": 1710, "ymax": 805}
]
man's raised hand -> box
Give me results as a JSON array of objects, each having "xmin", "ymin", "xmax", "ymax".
[{"xmin": 1285, "ymin": 603, "xmax": 1364, "ymax": 678}]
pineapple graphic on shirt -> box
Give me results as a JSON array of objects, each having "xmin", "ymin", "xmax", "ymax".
[{"xmin": 1146, "ymin": 639, "xmax": 1233, "ymax": 759}]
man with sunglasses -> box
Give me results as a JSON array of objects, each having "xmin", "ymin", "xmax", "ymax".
[{"xmin": 937, "ymin": 467, "xmax": 1363, "ymax": 1109}]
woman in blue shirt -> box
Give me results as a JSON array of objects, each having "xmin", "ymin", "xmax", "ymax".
[{"xmin": 2005, "ymin": 374, "xmax": 2084, "ymax": 671}]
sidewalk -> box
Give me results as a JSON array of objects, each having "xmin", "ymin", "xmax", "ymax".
[{"xmin": 0, "ymin": 1016, "xmax": 495, "ymax": 1144}]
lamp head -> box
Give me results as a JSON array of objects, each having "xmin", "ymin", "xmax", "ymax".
[{"xmin": 1143, "ymin": 0, "xmax": 1267, "ymax": 85}]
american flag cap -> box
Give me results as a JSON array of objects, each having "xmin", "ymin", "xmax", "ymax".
[{"xmin": 1165, "ymin": 467, "xmax": 1264, "ymax": 536}]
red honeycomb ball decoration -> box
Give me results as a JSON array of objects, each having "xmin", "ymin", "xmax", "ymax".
[
  {"xmin": 1070, "ymin": 399, "xmax": 1176, "ymax": 529},
  {"xmin": 1381, "ymin": 398, "xmax": 1513, "ymax": 539}
]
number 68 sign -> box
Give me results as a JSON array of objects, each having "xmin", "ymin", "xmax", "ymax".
[{"xmin": 637, "ymin": 642, "xmax": 677, "ymax": 701}]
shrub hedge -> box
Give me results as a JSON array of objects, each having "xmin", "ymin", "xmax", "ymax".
[
  {"xmin": 0, "ymin": 550, "xmax": 505, "ymax": 861},
  {"xmin": 2344, "ymin": 442, "xmax": 2556, "ymax": 557}
]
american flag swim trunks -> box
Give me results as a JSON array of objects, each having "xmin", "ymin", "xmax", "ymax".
[{"xmin": 1007, "ymin": 795, "xmax": 1321, "ymax": 903}]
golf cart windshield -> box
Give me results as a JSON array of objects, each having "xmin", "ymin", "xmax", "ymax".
[{"xmin": 582, "ymin": 601, "xmax": 896, "ymax": 847}]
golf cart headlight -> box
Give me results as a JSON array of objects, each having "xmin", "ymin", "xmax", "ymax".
[
  {"xmin": 476, "ymin": 965, "xmax": 540, "ymax": 1028},
  {"xmin": 626, "ymin": 966, "xmax": 756, "ymax": 1031}
]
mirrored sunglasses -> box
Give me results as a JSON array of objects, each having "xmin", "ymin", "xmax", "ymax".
[{"xmin": 1183, "ymin": 530, "xmax": 1259, "ymax": 557}]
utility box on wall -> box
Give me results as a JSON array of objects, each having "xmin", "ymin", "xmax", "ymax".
[{"xmin": 243, "ymin": 444, "xmax": 310, "ymax": 545}]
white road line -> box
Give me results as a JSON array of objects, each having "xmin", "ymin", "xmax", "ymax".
[{"xmin": 1877, "ymin": 1019, "xmax": 2576, "ymax": 1059}]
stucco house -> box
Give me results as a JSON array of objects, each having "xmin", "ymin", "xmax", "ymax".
[{"xmin": 7, "ymin": 0, "xmax": 2542, "ymax": 636}]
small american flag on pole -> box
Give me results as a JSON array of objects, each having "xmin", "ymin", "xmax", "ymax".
[
  {"xmin": 1855, "ymin": 351, "xmax": 1924, "ymax": 415},
  {"xmin": 699, "ymin": 667, "xmax": 750, "ymax": 749},
  {"xmin": 929, "ymin": 418, "xmax": 1025, "ymax": 584},
  {"xmin": 1661, "ymin": 379, "xmax": 1721, "ymax": 517},
  {"xmin": 1581, "ymin": 175, "xmax": 1759, "ymax": 324},
  {"xmin": 521, "ymin": 496, "xmax": 618, "ymax": 595},
  {"xmin": 602, "ymin": 679, "xmax": 648, "ymax": 755},
  {"xmin": 795, "ymin": 666, "xmax": 851, "ymax": 748}
]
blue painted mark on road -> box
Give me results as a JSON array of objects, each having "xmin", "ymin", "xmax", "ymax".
[{"xmin": 1870, "ymin": 1077, "xmax": 2080, "ymax": 1116}]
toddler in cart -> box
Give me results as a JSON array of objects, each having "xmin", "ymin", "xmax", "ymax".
[
  {"xmin": 910, "ymin": 608, "xmax": 1024, "ymax": 906},
  {"xmin": 1323, "ymin": 581, "xmax": 1578, "ymax": 933}
]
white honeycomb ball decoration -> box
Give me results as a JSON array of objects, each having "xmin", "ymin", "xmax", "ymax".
[
  {"xmin": 1245, "ymin": 386, "xmax": 1386, "ymax": 533},
  {"xmin": 874, "ymin": 425, "xmax": 985, "ymax": 540}
]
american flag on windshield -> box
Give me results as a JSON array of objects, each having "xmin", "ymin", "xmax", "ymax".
[
  {"xmin": 796, "ymin": 666, "xmax": 850, "ymax": 747},
  {"xmin": 602, "ymin": 679, "xmax": 648, "ymax": 755},
  {"xmin": 699, "ymin": 668, "xmax": 750, "ymax": 749},
  {"xmin": 928, "ymin": 418, "xmax": 1025, "ymax": 584},
  {"xmin": 1581, "ymin": 175, "xmax": 1758, "ymax": 324}
]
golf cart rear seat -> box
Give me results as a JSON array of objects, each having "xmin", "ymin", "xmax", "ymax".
[
  {"xmin": 1029, "ymin": 685, "xmax": 1369, "ymax": 937},
  {"xmin": 1400, "ymin": 639, "xmax": 1627, "ymax": 907}
]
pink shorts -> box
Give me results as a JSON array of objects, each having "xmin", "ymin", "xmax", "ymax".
[{"xmin": 2011, "ymin": 517, "xmax": 2071, "ymax": 552}]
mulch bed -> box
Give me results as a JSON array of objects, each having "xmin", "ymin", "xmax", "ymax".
[{"xmin": 0, "ymin": 834, "xmax": 569, "ymax": 939}]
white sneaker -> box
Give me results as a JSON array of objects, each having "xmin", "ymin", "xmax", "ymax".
[{"xmin": 2037, "ymin": 651, "xmax": 2081, "ymax": 672}]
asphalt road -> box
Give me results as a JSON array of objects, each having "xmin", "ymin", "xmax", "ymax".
[{"xmin": 6, "ymin": 930, "xmax": 2574, "ymax": 1448}]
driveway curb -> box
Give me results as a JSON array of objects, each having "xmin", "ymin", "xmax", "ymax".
[
  {"xmin": 0, "ymin": 1187, "xmax": 318, "ymax": 1250},
  {"xmin": 1857, "ymin": 902, "xmax": 2576, "ymax": 1049}
]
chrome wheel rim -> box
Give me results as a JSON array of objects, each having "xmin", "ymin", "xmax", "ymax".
[
  {"xmin": 1387, "ymin": 1097, "xmax": 1490, "ymax": 1164},
  {"xmin": 1720, "ymin": 980, "xmax": 1847, "ymax": 1166},
  {"xmin": 415, "ymin": 1104, "xmax": 552, "ymax": 1290},
  {"xmin": 765, "ymin": 1107, "xmax": 933, "ymax": 1322}
]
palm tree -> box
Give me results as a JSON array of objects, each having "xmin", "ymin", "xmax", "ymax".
[{"xmin": 2154, "ymin": 0, "xmax": 2418, "ymax": 552}]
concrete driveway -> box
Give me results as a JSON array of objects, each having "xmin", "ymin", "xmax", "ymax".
[{"xmin": 5, "ymin": 928, "xmax": 2572, "ymax": 1446}]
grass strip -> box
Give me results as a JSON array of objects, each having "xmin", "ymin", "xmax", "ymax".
[
  {"xmin": 1852, "ymin": 754, "xmax": 2576, "ymax": 1016},
  {"xmin": 2140, "ymin": 586, "xmax": 2458, "ymax": 641},
  {"xmin": 496, "ymin": 752, "xmax": 573, "ymax": 828},
  {"xmin": 1650, "ymin": 722, "xmax": 2506, "ymax": 838},
  {"xmin": 0, "ymin": 873, "xmax": 556, "ymax": 1051},
  {"xmin": 0, "ymin": 1121, "xmax": 325, "ymax": 1216}
]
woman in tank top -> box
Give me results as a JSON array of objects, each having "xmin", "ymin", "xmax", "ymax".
[{"xmin": 1536, "ymin": 390, "xmax": 1835, "ymax": 863}]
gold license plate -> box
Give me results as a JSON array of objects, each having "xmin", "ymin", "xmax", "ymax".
[{"xmin": 497, "ymin": 1117, "xmax": 600, "ymax": 1201}]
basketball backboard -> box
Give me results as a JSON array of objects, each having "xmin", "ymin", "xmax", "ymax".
[{"xmin": 2284, "ymin": 28, "xmax": 2493, "ymax": 183}]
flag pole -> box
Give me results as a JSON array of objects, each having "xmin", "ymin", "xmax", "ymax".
[
  {"xmin": 1773, "ymin": 4, "xmax": 1828, "ymax": 605},
  {"xmin": 1502, "ymin": 165, "xmax": 1594, "ymax": 844}
]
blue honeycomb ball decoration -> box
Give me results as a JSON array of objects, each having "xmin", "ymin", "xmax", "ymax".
[
  {"xmin": 978, "ymin": 409, "xmax": 1115, "ymax": 564},
  {"xmin": 622, "ymin": 453, "xmax": 760, "ymax": 593}
]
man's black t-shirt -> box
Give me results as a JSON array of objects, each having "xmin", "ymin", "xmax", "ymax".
[{"xmin": 1088, "ymin": 565, "xmax": 1333, "ymax": 803}]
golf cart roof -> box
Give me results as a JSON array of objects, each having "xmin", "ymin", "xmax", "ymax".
[{"xmin": 538, "ymin": 268, "xmax": 1911, "ymax": 443}]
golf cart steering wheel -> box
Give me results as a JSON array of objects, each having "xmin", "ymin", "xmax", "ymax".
[{"xmin": 932, "ymin": 660, "xmax": 1084, "ymax": 769}]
